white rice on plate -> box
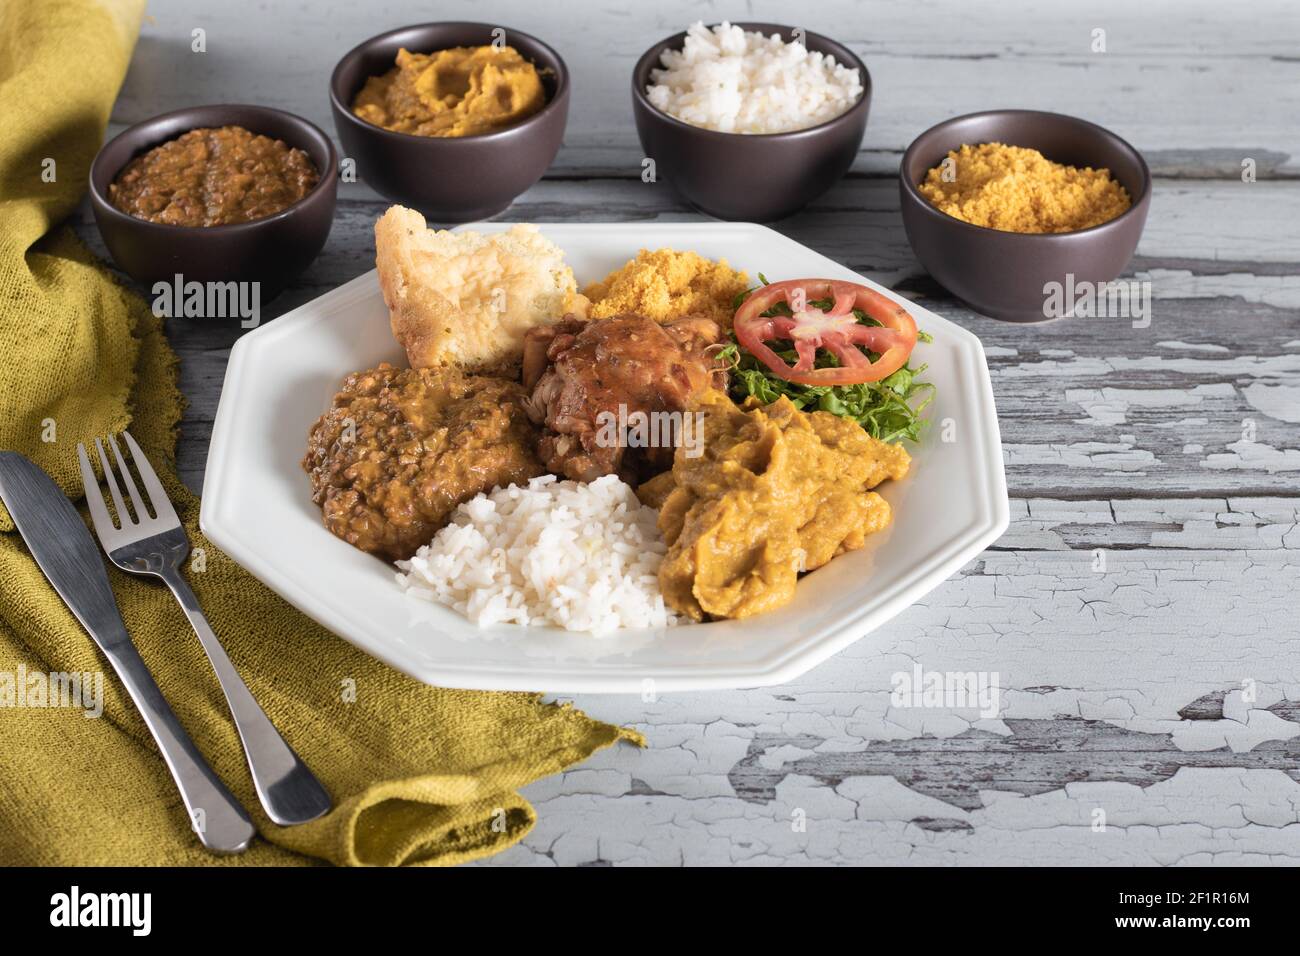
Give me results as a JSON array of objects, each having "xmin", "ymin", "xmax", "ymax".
[
  {"xmin": 647, "ymin": 21, "xmax": 863, "ymax": 134},
  {"xmin": 396, "ymin": 474, "xmax": 681, "ymax": 634}
]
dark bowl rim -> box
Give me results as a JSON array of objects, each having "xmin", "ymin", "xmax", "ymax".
[
  {"xmin": 631, "ymin": 22, "xmax": 872, "ymax": 141},
  {"xmin": 899, "ymin": 108, "xmax": 1153, "ymax": 241},
  {"xmin": 88, "ymin": 103, "xmax": 339, "ymax": 238},
  {"xmin": 328, "ymin": 21, "xmax": 570, "ymax": 145}
]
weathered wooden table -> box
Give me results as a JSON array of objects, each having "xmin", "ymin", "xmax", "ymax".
[{"xmin": 77, "ymin": 0, "xmax": 1300, "ymax": 864}]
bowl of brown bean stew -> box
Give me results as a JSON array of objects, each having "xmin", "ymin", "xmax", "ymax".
[{"xmin": 89, "ymin": 104, "xmax": 338, "ymax": 298}]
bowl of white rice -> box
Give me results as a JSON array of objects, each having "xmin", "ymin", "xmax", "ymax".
[{"xmin": 632, "ymin": 21, "xmax": 871, "ymax": 221}]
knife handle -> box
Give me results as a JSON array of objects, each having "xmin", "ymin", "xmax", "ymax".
[
  {"xmin": 103, "ymin": 640, "xmax": 255, "ymax": 854},
  {"xmin": 161, "ymin": 567, "xmax": 332, "ymax": 826}
]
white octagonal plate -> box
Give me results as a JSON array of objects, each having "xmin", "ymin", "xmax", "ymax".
[{"xmin": 201, "ymin": 222, "xmax": 1009, "ymax": 693}]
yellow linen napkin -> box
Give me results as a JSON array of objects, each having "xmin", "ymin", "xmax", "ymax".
[{"xmin": 0, "ymin": 0, "xmax": 640, "ymax": 866}]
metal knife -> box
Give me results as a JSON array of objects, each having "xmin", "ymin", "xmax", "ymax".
[{"xmin": 0, "ymin": 451, "xmax": 255, "ymax": 854}]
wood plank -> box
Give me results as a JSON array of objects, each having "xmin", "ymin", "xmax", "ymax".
[{"xmin": 112, "ymin": 0, "xmax": 1300, "ymax": 176}]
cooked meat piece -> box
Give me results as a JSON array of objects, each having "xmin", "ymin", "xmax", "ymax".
[
  {"xmin": 522, "ymin": 313, "xmax": 727, "ymax": 482},
  {"xmin": 303, "ymin": 363, "xmax": 544, "ymax": 560}
]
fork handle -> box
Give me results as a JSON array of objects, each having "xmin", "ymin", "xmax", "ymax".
[
  {"xmin": 159, "ymin": 567, "xmax": 332, "ymax": 826},
  {"xmin": 102, "ymin": 640, "xmax": 255, "ymax": 853}
]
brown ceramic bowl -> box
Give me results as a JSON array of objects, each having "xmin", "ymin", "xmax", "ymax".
[
  {"xmin": 329, "ymin": 22, "xmax": 569, "ymax": 222},
  {"xmin": 900, "ymin": 110, "xmax": 1152, "ymax": 323},
  {"xmin": 89, "ymin": 105, "xmax": 337, "ymax": 298},
  {"xmin": 632, "ymin": 24, "xmax": 871, "ymax": 222}
]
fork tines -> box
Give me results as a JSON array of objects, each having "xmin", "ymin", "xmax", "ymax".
[{"xmin": 77, "ymin": 431, "xmax": 178, "ymax": 535}]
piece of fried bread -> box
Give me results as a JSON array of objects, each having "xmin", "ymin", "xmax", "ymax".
[{"xmin": 375, "ymin": 206, "xmax": 589, "ymax": 371}]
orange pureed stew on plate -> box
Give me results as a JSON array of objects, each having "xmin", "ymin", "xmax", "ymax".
[{"xmin": 108, "ymin": 125, "xmax": 319, "ymax": 227}]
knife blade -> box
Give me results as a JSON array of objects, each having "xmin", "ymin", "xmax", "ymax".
[{"xmin": 0, "ymin": 451, "xmax": 255, "ymax": 854}]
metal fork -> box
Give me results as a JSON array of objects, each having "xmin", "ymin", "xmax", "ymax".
[{"xmin": 78, "ymin": 431, "xmax": 331, "ymax": 826}]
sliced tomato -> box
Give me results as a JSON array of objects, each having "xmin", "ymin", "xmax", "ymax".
[{"xmin": 733, "ymin": 279, "xmax": 918, "ymax": 386}]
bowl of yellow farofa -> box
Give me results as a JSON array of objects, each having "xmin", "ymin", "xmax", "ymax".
[{"xmin": 900, "ymin": 109, "xmax": 1151, "ymax": 323}]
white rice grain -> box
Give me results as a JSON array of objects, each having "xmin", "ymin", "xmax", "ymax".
[
  {"xmin": 647, "ymin": 21, "xmax": 863, "ymax": 134},
  {"xmin": 396, "ymin": 474, "xmax": 680, "ymax": 634}
]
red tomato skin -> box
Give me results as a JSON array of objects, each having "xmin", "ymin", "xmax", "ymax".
[{"xmin": 733, "ymin": 279, "xmax": 918, "ymax": 386}]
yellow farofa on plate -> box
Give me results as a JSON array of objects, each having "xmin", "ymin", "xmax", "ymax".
[
  {"xmin": 584, "ymin": 248, "xmax": 748, "ymax": 327},
  {"xmin": 375, "ymin": 206, "xmax": 589, "ymax": 372}
]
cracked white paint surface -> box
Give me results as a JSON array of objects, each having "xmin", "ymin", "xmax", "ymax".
[
  {"xmin": 984, "ymin": 313, "xmax": 1299, "ymax": 495},
  {"xmin": 1003, "ymin": 441, "xmax": 1159, "ymax": 472},
  {"xmin": 1203, "ymin": 440, "xmax": 1300, "ymax": 472},
  {"xmin": 491, "ymin": 768, "xmax": 1300, "ymax": 866},
  {"xmin": 1243, "ymin": 384, "xmax": 1300, "ymax": 424},
  {"xmin": 478, "ymin": 547, "xmax": 1300, "ymax": 866},
  {"xmin": 1141, "ymin": 270, "xmax": 1300, "ymax": 310},
  {"xmin": 1068, "ymin": 384, "xmax": 1235, "ymax": 426},
  {"xmin": 1001, "ymin": 497, "xmax": 1300, "ymax": 551}
]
